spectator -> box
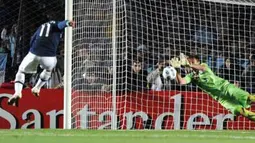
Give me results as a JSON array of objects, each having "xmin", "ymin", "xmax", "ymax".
[
  {"xmin": 0, "ymin": 24, "xmax": 17, "ymax": 66},
  {"xmin": 74, "ymin": 67, "xmax": 108, "ymax": 91},
  {"xmin": 135, "ymin": 44, "xmax": 153, "ymax": 72},
  {"xmin": 83, "ymin": 67, "xmax": 108, "ymax": 91},
  {"xmin": 0, "ymin": 24, "xmax": 17, "ymax": 82},
  {"xmin": 242, "ymin": 55, "xmax": 255, "ymax": 93},
  {"xmin": 106, "ymin": 58, "xmax": 148, "ymax": 93},
  {"xmin": 147, "ymin": 58, "xmax": 166, "ymax": 91},
  {"xmin": 0, "ymin": 25, "xmax": 8, "ymax": 52},
  {"xmin": 9, "ymin": 23, "xmax": 17, "ymax": 66},
  {"xmin": 127, "ymin": 59, "xmax": 148, "ymax": 92},
  {"xmin": 72, "ymin": 45, "xmax": 91, "ymax": 82},
  {"xmin": 215, "ymin": 52, "xmax": 224, "ymax": 72}
]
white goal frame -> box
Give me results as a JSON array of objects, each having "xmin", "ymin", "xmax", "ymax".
[
  {"xmin": 64, "ymin": 0, "xmax": 119, "ymax": 129},
  {"xmin": 64, "ymin": 0, "xmax": 73, "ymax": 129}
]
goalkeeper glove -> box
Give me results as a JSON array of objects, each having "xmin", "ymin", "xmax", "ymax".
[
  {"xmin": 169, "ymin": 57, "xmax": 181, "ymax": 68},
  {"xmin": 180, "ymin": 53, "xmax": 190, "ymax": 67}
]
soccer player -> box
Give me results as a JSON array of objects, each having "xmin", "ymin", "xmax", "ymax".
[
  {"xmin": 170, "ymin": 54, "xmax": 255, "ymax": 121},
  {"xmin": 8, "ymin": 20, "xmax": 74, "ymax": 106}
]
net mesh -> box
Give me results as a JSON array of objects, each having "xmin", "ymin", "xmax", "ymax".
[{"xmin": 72, "ymin": 0, "xmax": 255, "ymax": 129}]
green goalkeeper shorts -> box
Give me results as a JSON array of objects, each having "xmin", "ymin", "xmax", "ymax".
[{"xmin": 218, "ymin": 84, "xmax": 251, "ymax": 115}]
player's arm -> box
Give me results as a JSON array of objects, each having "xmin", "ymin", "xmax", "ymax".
[
  {"xmin": 57, "ymin": 20, "xmax": 75, "ymax": 30},
  {"xmin": 176, "ymin": 72, "xmax": 192, "ymax": 85},
  {"xmin": 169, "ymin": 57, "xmax": 192, "ymax": 85},
  {"xmin": 179, "ymin": 53, "xmax": 206, "ymax": 71},
  {"xmin": 30, "ymin": 31, "xmax": 37, "ymax": 47},
  {"xmin": 189, "ymin": 64, "xmax": 206, "ymax": 72}
]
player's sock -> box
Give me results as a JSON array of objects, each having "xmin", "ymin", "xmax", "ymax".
[
  {"xmin": 14, "ymin": 71, "xmax": 25, "ymax": 95},
  {"xmin": 248, "ymin": 95, "xmax": 255, "ymax": 102},
  {"xmin": 34, "ymin": 70, "xmax": 51, "ymax": 89},
  {"xmin": 239, "ymin": 108, "xmax": 255, "ymax": 121}
]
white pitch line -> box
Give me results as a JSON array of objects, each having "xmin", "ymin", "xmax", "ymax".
[{"xmin": 0, "ymin": 131, "xmax": 255, "ymax": 140}]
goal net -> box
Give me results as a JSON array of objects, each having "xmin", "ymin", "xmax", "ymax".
[{"xmin": 71, "ymin": 0, "xmax": 255, "ymax": 130}]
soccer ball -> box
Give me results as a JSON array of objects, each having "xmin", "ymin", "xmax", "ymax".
[{"xmin": 162, "ymin": 66, "xmax": 177, "ymax": 80}]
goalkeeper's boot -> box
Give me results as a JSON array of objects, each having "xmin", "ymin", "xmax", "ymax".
[
  {"xmin": 8, "ymin": 93, "xmax": 22, "ymax": 107},
  {"xmin": 31, "ymin": 87, "xmax": 40, "ymax": 97}
]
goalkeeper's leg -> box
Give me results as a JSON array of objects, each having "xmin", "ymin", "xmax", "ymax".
[
  {"xmin": 248, "ymin": 95, "xmax": 255, "ymax": 103},
  {"xmin": 238, "ymin": 107, "xmax": 255, "ymax": 121},
  {"xmin": 238, "ymin": 95, "xmax": 255, "ymax": 121}
]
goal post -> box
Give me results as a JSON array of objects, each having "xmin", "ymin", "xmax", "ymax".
[
  {"xmin": 69, "ymin": 0, "xmax": 255, "ymax": 130},
  {"xmin": 64, "ymin": 0, "xmax": 73, "ymax": 129},
  {"xmin": 111, "ymin": 0, "xmax": 118, "ymax": 130}
]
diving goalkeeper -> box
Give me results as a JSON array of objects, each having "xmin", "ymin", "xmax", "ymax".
[{"xmin": 170, "ymin": 54, "xmax": 255, "ymax": 121}]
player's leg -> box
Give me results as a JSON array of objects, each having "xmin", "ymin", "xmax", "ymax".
[
  {"xmin": 248, "ymin": 95, "xmax": 255, "ymax": 103},
  {"xmin": 8, "ymin": 52, "xmax": 39, "ymax": 106},
  {"xmin": 237, "ymin": 107, "xmax": 255, "ymax": 121},
  {"xmin": 8, "ymin": 70, "xmax": 25, "ymax": 106},
  {"xmin": 226, "ymin": 84, "xmax": 252, "ymax": 108},
  {"xmin": 219, "ymin": 85, "xmax": 255, "ymax": 121},
  {"xmin": 219, "ymin": 100, "xmax": 255, "ymax": 121},
  {"xmin": 32, "ymin": 69, "xmax": 52, "ymax": 96},
  {"xmin": 222, "ymin": 85, "xmax": 255, "ymax": 121},
  {"xmin": 32, "ymin": 56, "xmax": 57, "ymax": 96}
]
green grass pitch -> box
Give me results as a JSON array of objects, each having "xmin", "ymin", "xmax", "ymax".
[{"xmin": 0, "ymin": 130, "xmax": 254, "ymax": 143}]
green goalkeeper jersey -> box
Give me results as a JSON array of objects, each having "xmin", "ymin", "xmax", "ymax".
[
  {"xmin": 184, "ymin": 63, "xmax": 231, "ymax": 100},
  {"xmin": 184, "ymin": 63, "xmax": 251, "ymax": 115}
]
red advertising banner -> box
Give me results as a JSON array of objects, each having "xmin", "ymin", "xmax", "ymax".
[
  {"xmin": 0, "ymin": 89, "xmax": 254, "ymax": 129},
  {"xmin": 0, "ymin": 89, "xmax": 63, "ymax": 129}
]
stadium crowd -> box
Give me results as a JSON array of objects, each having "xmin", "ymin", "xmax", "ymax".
[{"xmin": 0, "ymin": 0, "xmax": 255, "ymax": 94}]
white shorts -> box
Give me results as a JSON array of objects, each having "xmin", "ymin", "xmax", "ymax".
[{"xmin": 19, "ymin": 52, "xmax": 57, "ymax": 73}]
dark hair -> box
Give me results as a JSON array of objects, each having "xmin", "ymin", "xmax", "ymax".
[
  {"xmin": 157, "ymin": 55, "xmax": 165, "ymax": 64},
  {"xmin": 188, "ymin": 54, "xmax": 200, "ymax": 60},
  {"xmin": 251, "ymin": 55, "xmax": 255, "ymax": 61},
  {"xmin": 132, "ymin": 57, "xmax": 142, "ymax": 64}
]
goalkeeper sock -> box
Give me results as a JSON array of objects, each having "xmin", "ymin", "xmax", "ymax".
[
  {"xmin": 14, "ymin": 71, "xmax": 25, "ymax": 95},
  {"xmin": 248, "ymin": 95, "xmax": 255, "ymax": 102},
  {"xmin": 239, "ymin": 108, "xmax": 255, "ymax": 121},
  {"xmin": 34, "ymin": 70, "xmax": 51, "ymax": 89}
]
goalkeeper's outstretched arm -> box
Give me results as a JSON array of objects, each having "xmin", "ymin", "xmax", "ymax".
[
  {"xmin": 175, "ymin": 54, "xmax": 206, "ymax": 85},
  {"xmin": 185, "ymin": 54, "xmax": 206, "ymax": 71},
  {"xmin": 176, "ymin": 72, "xmax": 188, "ymax": 85},
  {"xmin": 169, "ymin": 56, "xmax": 189, "ymax": 85},
  {"xmin": 175, "ymin": 64, "xmax": 206, "ymax": 85}
]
